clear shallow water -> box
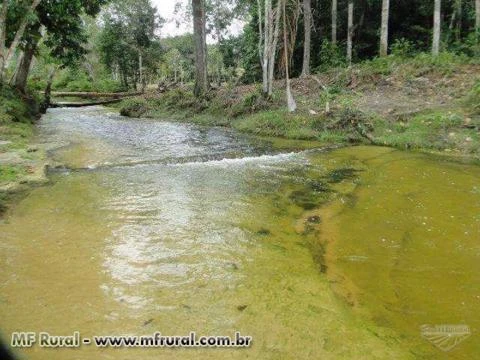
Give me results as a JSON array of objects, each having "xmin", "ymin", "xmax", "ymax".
[{"xmin": 0, "ymin": 107, "xmax": 478, "ymax": 359}]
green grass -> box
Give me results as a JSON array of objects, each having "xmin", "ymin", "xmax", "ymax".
[
  {"xmin": 373, "ymin": 110, "xmax": 480, "ymax": 155},
  {"xmin": 0, "ymin": 85, "xmax": 40, "ymax": 215},
  {"xmin": 0, "ymin": 86, "xmax": 36, "ymax": 151},
  {"xmin": 233, "ymin": 110, "xmax": 323, "ymax": 140},
  {"xmin": 0, "ymin": 165, "xmax": 26, "ymax": 185}
]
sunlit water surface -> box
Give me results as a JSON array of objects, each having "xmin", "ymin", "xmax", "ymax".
[{"xmin": 0, "ymin": 107, "xmax": 478, "ymax": 359}]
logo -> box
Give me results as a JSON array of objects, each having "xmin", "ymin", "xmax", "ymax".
[{"xmin": 420, "ymin": 324, "xmax": 471, "ymax": 352}]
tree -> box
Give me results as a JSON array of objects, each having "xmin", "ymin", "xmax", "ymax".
[
  {"xmin": 0, "ymin": 0, "xmax": 42, "ymax": 85},
  {"xmin": 283, "ymin": 0, "xmax": 296, "ymax": 112},
  {"xmin": 10, "ymin": 25, "xmax": 41, "ymax": 92},
  {"xmin": 301, "ymin": 0, "xmax": 312, "ymax": 76},
  {"xmin": 164, "ymin": 48, "xmax": 183, "ymax": 83},
  {"xmin": 8, "ymin": 0, "xmax": 108, "ymax": 93},
  {"xmin": 432, "ymin": 0, "xmax": 441, "ymax": 55},
  {"xmin": 476, "ymin": 0, "xmax": 479, "ymax": 37},
  {"xmin": 257, "ymin": 0, "xmax": 282, "ymax": 96},
  {"xmin": 380, "ymin": 0, "xmax": 390, "ymax": 56},
  {"xmin": 192, "ymin": 0, "xmax": 208, "ymax": 96},
  {"xmin": 99, "ymin": 0, "xmax": 162, "ymax": 90},
  {"xmin": 331, "ymin": 0, "xmax": 337, "ymax": 44},
  {"xmin": 347, "ymin": 0, "xmax": 354, "ymax": 65}
]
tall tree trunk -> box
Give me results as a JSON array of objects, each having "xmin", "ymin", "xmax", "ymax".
[
  {"xmin": 2, "ymin": 0, "xmax": 42, "ymax": 77},
  {"xmin": 455, "ymin": 0, "xmax": 462, "ymax": 42},
  {"xmin": 380, "ymin": 0, "xmax": 390, "ymax": 56},
  {"xmin": 0, "ymin": 0, "xmax": 7, "ymax": 85},
  {"xmin": 257, "ymin": 0, "xmax": 267, "ymax": 93},
  {"xmin": 192, "ymin": 0, "xmax": 208, "ymax": 96},
  {"xmin": 10, "ymin": 40, "xmax": 37, "ymax": 93},
  {"xmin": 475, "ymin": 0, "xmax": 480, "ymax": 34},
  {"xmin": 331, "ymin": 0, "xmax": 337, "ymax": 44},
  {"xmin": 138, "ymin": 51, "xmax": 144, "ymax": 92},
  {"xmin": 262, "ymin": 0, "xmax": 271, "ymax": 94},
  {"xmin": 40, "ymin": 66, "xmax": 56, "ymax": 114},
  {"xmin": 301, "ymin": 0, "xmax": 312, "ymax": 76},
  {"xmin": 347, "ymin": 0, "xmax": 354, "ymax": 65},
  {"xmin": 432, "ymin": 0, "xmax": 441, "ymax": 56},
  {"xmin": 267, "ymin": 0, "xmax": 282, "ymax": 97},
  {"xmin": 283, "ymin": 0, "xmax": 296, "ymax": 112},
  {"xmin": 258, "ymin": 0, "xmax": 281, "ymax": 97}
]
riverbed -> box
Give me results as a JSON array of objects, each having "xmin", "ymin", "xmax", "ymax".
[{"xmin": 0, "ymin": 106, "xmax": 478, "ymax": 359}]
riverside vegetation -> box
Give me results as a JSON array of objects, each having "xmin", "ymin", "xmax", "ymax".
[
  {"xmin": 0, "ymin": 86, "xmax": 48, "ymax": 214},
  {"xmin": 117, "ymin": 53, "xmax": 480, "ymax": 159}
]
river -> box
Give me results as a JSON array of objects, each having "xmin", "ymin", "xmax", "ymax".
[{"xmin": 0, "ymin": 106, "xmax": 478, "ymax": 359}]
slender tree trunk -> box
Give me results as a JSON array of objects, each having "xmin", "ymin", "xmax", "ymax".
[
  {"xmin": 257, "ymin": 0, "xmax": 267, "ymax": 93},
  {"xmin": 261, "ymin": 0, "xmax": 270, "ymax": 94},
  {"xmin": 10, "ymin": 40, "xmax": 37, "ymax": 93},
  {"xmin": 138, "ymin": 51, "xmax": 145, "ymax": 92},
  {"xmin": 432, "ymin": 0, "xmax": 441, "ymax": 56},
  {"xmin": 380, "ymin": 0, "xmax": 390, "ymax": 56},
  {"xmin": 40, "ymin": 66, "xmax": 57, "ymax": 113},
  {"xmin": 331, "ymin": 0, "xmax": 337, "ymax": 44},
  {"xmin": 301, "ymin": 0, "xmax": 312, "ymax": 76},
  {"xmin": 475, "ymin": 0, "xmax": 480, "ymax": 34},
  {"xmin": 456, "ymin": 0, "xmax": 462, "ymax": 42},
  {"xmin": 3, "ymin": 0, "xmax": 42, "ymax": 73},
  {"xmin": 347, "ymin": 0, "xmax": 354, "ymax": 65},
  {"xmin": 283, "ymin": 0, "xmax": 296, "ymax": 112},
  {"xmin": 267, "ymin": 0, "xmax": 282, "ymax": 96},
  {"xmin": 121, "ymin": 72, "xmax": 126, "ymax": 87},
  {"xmin": 0, "ymin": 0, "xmax": 7, "ymax": 85},
  {"xmin": 192, "ymin": 0, "xmax": 208, "ymax": 96}
]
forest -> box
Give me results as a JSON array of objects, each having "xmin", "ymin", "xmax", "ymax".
[{"xmin": 0, "ymin": 0, "xmax": 478, "ymax": 96}]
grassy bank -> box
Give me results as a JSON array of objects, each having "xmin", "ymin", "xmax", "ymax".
[
  {"xmin": 117, "ymin": 53, "xmax": 480, "ymax": 158},
  {"xmin": 0, "ymin": 86, "xmax": 46, "ymax": 215}
]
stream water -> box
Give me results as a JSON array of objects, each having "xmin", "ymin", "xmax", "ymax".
[{"xmin": 0, "ymin": 107, "xmax": 478, "ymax": 359}]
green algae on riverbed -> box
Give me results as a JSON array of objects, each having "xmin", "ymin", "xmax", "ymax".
[
  {"xmin": 1, "ymin": 106, "xmax": 479, "ymax": 359},
  {"xmin": 0, "ymin": 107, "xmax": 414, "ymax": 360},
  {"xmin": 315, "ymin": 146, "xmax": 480, "ymax": 359}
]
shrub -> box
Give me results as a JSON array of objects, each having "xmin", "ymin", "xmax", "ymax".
[
  {"xmin": 317, "ymin": 39, "xmax": 346, "ymax": 72},
  {"xmin": 0, "ymin": 86, "xmax": 37, "ymax": 124},
  {"xmin": 119, "ymin": 98, "xmax": 149, "ymax": 117},
  {"xmin": 391, "ymin": 38, "xmax": 417, "ymax": 58}
]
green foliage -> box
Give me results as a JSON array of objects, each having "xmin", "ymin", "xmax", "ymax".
[
  {"xmin": 390, "ymin": 38, "xmax": 417, "ymax": 58},
  {"xmin": 52, "ymin": 68, "xmax": 124, "ymax": 92},
  {"xmin": 98, "ymin": 0, "xmax": 163, "ymax": 89},
  {"xmin": 228, "ymin": 87, "xmax": 271, "ymax": 117},
  {"xmin": 234, "ymin": 109, "xmax": 352, "ymax": 141},
  {"xmin": 0, "ymin": 86, "xmax": 35, "ymax": 154},
  {"xmin": 316, "ymin": 40, "xmax": 346, "ymax": 72},
  {"xmin": 119, "ymin": 98, "xmax": 149, "ymax": 117},
  {"xmin": 0, "ymin": 87, "xmax": 36, "ymax": 124}
]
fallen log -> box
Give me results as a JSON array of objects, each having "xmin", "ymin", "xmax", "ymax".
[
  {"xmin": 50, "ymin": 91, "xmax": 142, "ymax": 99},
  {"xmin": 50, "ymin": 98, "xmax": 126, "ymax": 108}
]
